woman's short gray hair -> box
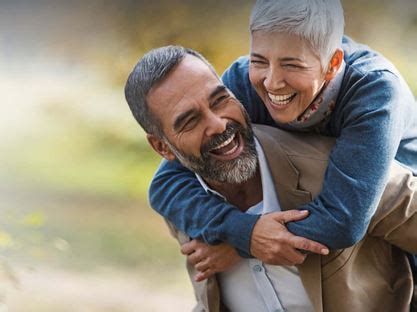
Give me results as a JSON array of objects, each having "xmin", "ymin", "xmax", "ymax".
[{"xmin": 250, "ymin": 0, "xmax": 345, "ymax": 68}]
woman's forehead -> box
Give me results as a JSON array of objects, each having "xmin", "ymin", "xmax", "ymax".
[{"xmin": 250, "ymin": 31, "xmax": 320, "ymax": 62}]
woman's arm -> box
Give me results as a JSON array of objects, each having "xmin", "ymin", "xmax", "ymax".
[
  {"xmin": 150, "ymin": 159, "xmax": 327, "ymax": 259},
  {"xmin": 149, "ymin": 159, "xmax": 257, "ymax": 256},
  {"xmin": 221, "ymin": 57, "xmax": 413, "ymax": 250},
  {"xmin": 150, "ymin": 60, "xmax": 413, "ymax": 254},
  {"xmin": 285, "ymin": 70, "xmax": 410, "ymax": 248}
]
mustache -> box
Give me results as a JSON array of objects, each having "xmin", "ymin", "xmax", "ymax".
[{"xmin": 201, "ymin": 122, "xmax": 240, "ymax": 155}]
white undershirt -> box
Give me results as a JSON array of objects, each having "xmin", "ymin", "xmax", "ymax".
[{"xmin": 196, "ymin": 139, "xmax": 313, "ymax": 312}]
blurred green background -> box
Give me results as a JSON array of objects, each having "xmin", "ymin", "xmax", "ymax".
[{"xmin": 0, "ymin": 0, "xmax": 416, "ymax": 310}]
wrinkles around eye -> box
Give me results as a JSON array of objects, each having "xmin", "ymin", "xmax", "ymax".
[{"xmin": 178, "ymin": 117, "xmax": 199, "ymax": 133}]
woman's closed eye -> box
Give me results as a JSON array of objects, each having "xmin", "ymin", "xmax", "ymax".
[
  {"xmin": 250, "ymin": 59, "xmax": 268, "ymax": 65},
  {"xmin": 283, "ymin": 63, "xmax": 303, "ymax": 69}
]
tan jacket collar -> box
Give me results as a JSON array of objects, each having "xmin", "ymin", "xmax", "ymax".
[
  {"xmin": 254, "ymin": 125, "xmax": 323, "ymax": 311},
  {"xmin": 253, "ymin": 125, "xmax": 313, "ymax": 211}
]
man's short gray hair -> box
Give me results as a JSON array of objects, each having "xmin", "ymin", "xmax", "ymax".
[
  {"xmin": 250, "ymin": 0, "xmax": 345, "ymax": 68},
  {"xmin": 125, "ymin": 45, "xmax": 215, "ymax": 137}
]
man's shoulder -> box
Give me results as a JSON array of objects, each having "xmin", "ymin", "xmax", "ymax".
[
  {"xmin": 253, "ymin": 124, "xmax": 333, "ymax": 197},
  {"xmin": 253, "ymin": 124, "xmax": 335, "ymax": 161}
]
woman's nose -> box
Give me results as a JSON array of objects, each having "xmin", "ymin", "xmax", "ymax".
[{"xmin": 264, "ymin": 67, "xmax": 286, "ymax": 91}]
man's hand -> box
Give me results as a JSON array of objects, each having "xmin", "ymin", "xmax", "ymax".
[
  {"xmin": 251, "ymin": 210, "xmax": 329, "ymax": 265},
  {"xmin": 181, "ymin": 240, "xmax": 241, "ymax": 282}
]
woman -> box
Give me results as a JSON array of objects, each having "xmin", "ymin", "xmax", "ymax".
[{"xmin": 149, "ymin": 0, "xmax": 417, "ymax": 275}]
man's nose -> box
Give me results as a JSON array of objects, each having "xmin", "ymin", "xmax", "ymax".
[
  {"xmin": 264, "ymin": 66, "xmax": 286, "ymax": 91},
  {"xmin": 205, "ymin": 112, "xmax": 227, "ymax": 137}
]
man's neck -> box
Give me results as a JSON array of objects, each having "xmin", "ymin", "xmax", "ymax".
[{"xmin": 206, "ymin": 166, "xmax": 262, "ymax": 212}]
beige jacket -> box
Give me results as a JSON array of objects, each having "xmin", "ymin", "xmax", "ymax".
[{"xmin": 167, "ymin": 124, "xmax": 417, "ymax": 312}]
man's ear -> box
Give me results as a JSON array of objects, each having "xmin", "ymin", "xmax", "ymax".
[
  {"xmin": 147, "ymin": 134, "xmax": 176, "ymax": 161},
  {"xmin": 324, "ymin": 49, "xmax": 344, "ymax": 81}
]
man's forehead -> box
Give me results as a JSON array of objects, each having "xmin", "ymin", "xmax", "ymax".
[
  {"xmin": 167, "ymin": 55, "xmax": 218, "ymax": 88},
  {"xmin": 146, "ymin": 54, "xmax": 223, "ymax": 126},
  {"xmin": 179, "ymin": 54, "xmax": 215, "ymax": 73},
  {"xmin": 148, "ymin": 55, "xmax": 220, "ymax": 103}
]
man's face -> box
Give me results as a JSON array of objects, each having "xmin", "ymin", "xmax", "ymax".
[
  {"xmin": 147, "ymin": 55, "xmax": 257, "ymax": 184},
  {"xmin": 249, "ymin": 31, "xmax": 328, "ymax": 124}
]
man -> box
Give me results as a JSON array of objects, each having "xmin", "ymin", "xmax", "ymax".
[{"xmin": 125, "ymin": 46, "xmax": 417, "ymax": 311}]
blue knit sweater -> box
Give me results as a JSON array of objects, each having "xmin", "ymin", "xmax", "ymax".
[{"xmin": 149, "ymin": 36, "xmax": 417, "ymax": 256}]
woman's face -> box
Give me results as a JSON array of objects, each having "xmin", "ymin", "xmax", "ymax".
[{"xmin": 249, "ymin": 31, "xmax": 329, "ymax": 124}]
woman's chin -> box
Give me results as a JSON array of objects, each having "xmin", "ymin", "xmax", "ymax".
[
  {"xmin": 267, "ymin": 108, "xmax": 298, "ymax": 124},
  {"xmin": 264, "ymin": 97, "xmax": 305, "ymax": 124}
]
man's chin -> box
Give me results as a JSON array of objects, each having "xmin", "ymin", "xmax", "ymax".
[{"xmin": 198, "ymin": 155, "xmax": 258, "ymax": 185}]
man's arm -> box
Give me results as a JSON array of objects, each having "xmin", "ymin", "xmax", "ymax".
[{"xmin": 367, "ymin": 161, "xmax": 417, "ymax": 253}]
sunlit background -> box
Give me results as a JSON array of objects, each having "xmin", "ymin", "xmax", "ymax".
[{"xmin": 1, "ymin": 0, "xmax": 416, "ymax": 310}]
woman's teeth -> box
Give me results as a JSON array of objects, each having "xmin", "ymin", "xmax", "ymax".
[{"xmin": 268, "ymin": 93, "xmax": 296, "ymax": 106}]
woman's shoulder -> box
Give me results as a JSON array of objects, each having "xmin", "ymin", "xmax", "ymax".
[
  {"xmin": 342, "ymin": 36, "xmax": 401, "ymax": 77},
  {"xmin": 341, "ymin": 36, "xmax": 414, "ymax": 108},
  {"xmin": 221, "ymin": 56, "xmax": 250, "ymax": 83}
]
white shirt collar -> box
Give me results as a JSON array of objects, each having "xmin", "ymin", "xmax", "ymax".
[{"xmin": 195, "ymin": 138, "xmax": 281, "ymax": 214}]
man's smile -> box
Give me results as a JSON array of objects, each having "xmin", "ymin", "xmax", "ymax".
[{"xmin": 208, "ymin": 132, "xmax": 244, "ymax": 161}]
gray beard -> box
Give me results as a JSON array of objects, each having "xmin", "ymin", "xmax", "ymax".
[{"xmin": 164, "ymin": 124, "xmax": 258, "ymax": 184}]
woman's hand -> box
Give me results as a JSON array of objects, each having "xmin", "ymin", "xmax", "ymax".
[
  {"xmin": 250, "ymin": 210, "xmax": 329, "ymax": 265},
  {"xmin": 181, "ymin": 239, "xmax": 241, "ymax": 282}
]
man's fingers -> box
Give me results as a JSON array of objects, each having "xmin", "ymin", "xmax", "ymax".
[
  {"xmin": 270, "ymin": 210, "xmax": 309, "ymax": 224},
  {"xmin": 195, "ymin": 269, "xmax": 215, "ymax": 282},
  {"xmin": 290, "ymin": 236, "xmax": 329, "ymax": 255},
  {"xmin": 180, "ymin": 239, "xmax": 198, "ymax": 255}
]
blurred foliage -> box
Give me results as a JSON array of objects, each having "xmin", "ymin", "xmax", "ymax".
[
  {"xmin": 23, "ymin": 0, "xmax": 414, "ymax": 91},
  {"xmin": 2, "ymin": 0, "xmax": 417, "ymax": 89},
  {"xmin": 2, "ymin": 99, "xmax": 161, "ymax": 200},
  {"xmin": 0, "ymin": 197, "xmax": 184, "ymax": 272}
]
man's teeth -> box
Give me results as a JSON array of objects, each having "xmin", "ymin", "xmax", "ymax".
[
  {"xmin": 268, "ymin": 93, "xmax": 296, "ymax": 105},
  {"xmin": 211, "ymin": 133, "xmax": 235, "ymax": 150}
]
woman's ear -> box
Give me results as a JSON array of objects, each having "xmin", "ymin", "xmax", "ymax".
[
  {"xmin": 325, "ymin": 49, "xmax": 344, "ymax": 81},
  {"xmin": 147, "ymin": 134, "xmax": 176, "ymax": 161}
]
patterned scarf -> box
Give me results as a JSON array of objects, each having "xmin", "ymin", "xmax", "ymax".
[{"xmin": 278, "ymin": 60, "xmax": 346, "ymax": 133}]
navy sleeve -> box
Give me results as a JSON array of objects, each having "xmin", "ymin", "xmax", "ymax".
[
  {"xmin": 286, "ymin": 71, "xmax": 408, "ymax": 249},
  {"xmin": 149, "ymin": 159, "xmax": 259, "ymax": 256}
]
